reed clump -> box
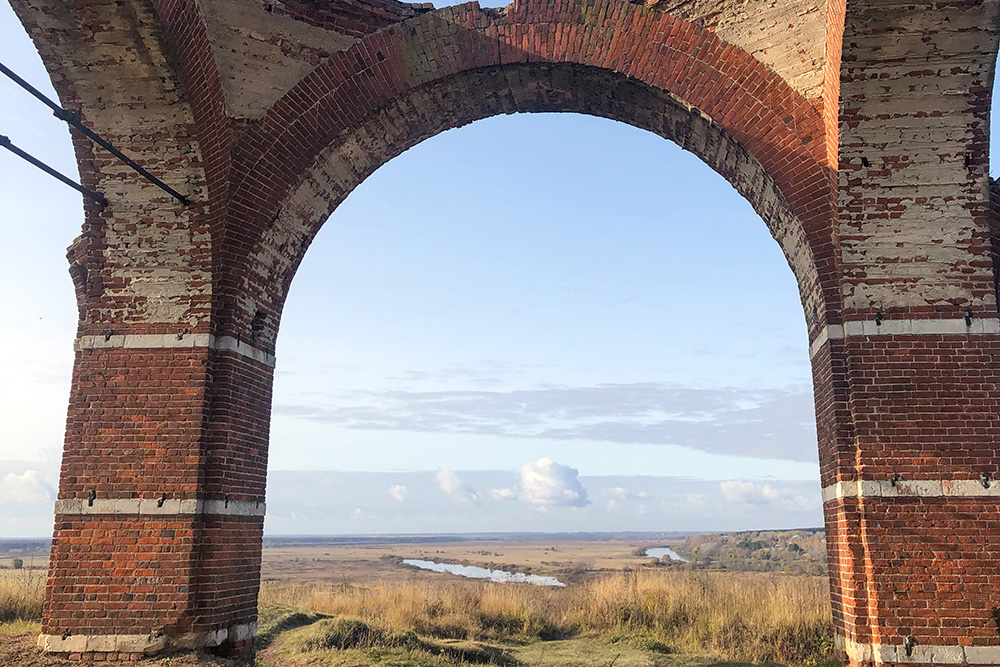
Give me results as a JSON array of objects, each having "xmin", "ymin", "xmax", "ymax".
[
  {"xmin": 260, "ymin": 570, "xmax": 834, "ymax": 664},
  {"xmin": 0, "ymin": 568, "xmax": 45, "ymax": 625}
]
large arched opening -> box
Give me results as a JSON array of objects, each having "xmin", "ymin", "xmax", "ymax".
[{"xmin": 266, "ymin": 108, "xmax": 824, "ymax": 530}]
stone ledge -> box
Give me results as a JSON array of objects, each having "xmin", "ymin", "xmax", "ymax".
[
  {"xmin": 37, "ymin": 622, "xmax": 257, "ymax": 654},
  {"xmin": 837, "ymin": 634, "xmax": 1000, "ymax": 665},
  {"xmin": 54, "ymin": 498, "xmax": 266, "ymax": 517},
  {"xmin": 822, "ymin": 479, "xmax": 1000, "ymax": 504},
  {"xmin": 808, "ymin": 318, "xmax": 1000, "ymax": 359},
  {"xmin": 74, "ymin": 334, "xmax": 276, "ymax": 368}
]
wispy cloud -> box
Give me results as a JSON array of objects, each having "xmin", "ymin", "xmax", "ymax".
[
  {"xmin": 435, "ymin": 469, "xmax": 480, "ymax": 506},
  {"xmin": 718, "ymin": 480, "xmax": 818, "ymax": 511},
  {"xmin": 601, "ymin": 486, "xmax": 648, "ymax": 511},
  {"xmin": 275, "ymin": 381, "xmax": 816, "ymax": 461},
  {"xmin": 0, "ymin": 470, "xmax": 54, "ymax": 504},
  {"xmin": 489, "ymin": 487, "xmax": 516, "ymax": 501},
  {"xmin": 720, "ymin": 480, "xmax": 781, "ymax": 504}
]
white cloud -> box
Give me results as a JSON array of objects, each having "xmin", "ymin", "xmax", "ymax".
[
  {"xmin": 0, "ymin": 470, "xmax": 53, "ymax": 504},
  {"xmin": 519, "ymin": 458, "xmax": 589, "ymax": 507},
  {"xmin": 720, "ymin": 480, "xmax": 781, "ymax": 505},
  {"xmin": 782, "ymin": 494, "xmax": 821, "ymax": 511},
  {"xmin": 435, "ymin": 469, "xmax": 480, "ymax": 505},
  {"xmin": 601, "ymin": 486, "xmax": 648, "ymax": 511},
  {"xmin": 489, "ymin": 487, "xmax": 516, "ymax": 501},
  {"xmin": 603, "ymin": 487, "xmax": 629, "ymax": 501},
  {"xmin": 673, "ymin": 493, "xmax": 708, "ymax": 511},
  {"xmin": 388, "ymin": 484, "xmax": 408, "ymax": 503}
]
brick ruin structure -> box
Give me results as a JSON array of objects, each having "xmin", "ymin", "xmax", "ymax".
[{"xmin": 8, "ymin": 0, "xmax": 1000, "ymax": 662}]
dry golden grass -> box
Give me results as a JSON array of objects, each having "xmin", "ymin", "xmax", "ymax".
[
  {"xmin": 1, "ymin": 558, "xmax": 833, "ymax": 664},
  {"xmin": 260, "ymin": 570, "xmax": 834, "ymax": 664},
  {"xmin": 0, "ymin": 568, "xmax": 45, "ymax": 624}
]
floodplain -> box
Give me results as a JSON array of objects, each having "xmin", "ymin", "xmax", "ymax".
[{"xmin": 0, "ymin": 531, "xmax": 835, "ymax": 667}]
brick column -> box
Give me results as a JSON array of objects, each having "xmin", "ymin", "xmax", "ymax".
[
  {"xmin": 827, "ymin": 1, "xmax": 1000, "ymax": 664},
  {"xmin": 38, "ymin": 338, "xmax": 272, "ymax": 658}
]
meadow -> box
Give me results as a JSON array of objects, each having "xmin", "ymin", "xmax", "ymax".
[
  {"xmin": 258, "ymin": 569, "xmax": 834, "ymax": 665},
  {"xmin": 0, "ymin": 536, "xmax": 836, "ymax": 667}
]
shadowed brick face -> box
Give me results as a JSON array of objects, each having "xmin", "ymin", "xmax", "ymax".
[{"xmin": 8, "ymin": 0, "xmax": 1000, "ymax": 662}]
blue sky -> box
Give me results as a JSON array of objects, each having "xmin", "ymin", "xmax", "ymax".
[{"xmin": 1, "ymin": 3, "xmax": 997, "ymax": 536}]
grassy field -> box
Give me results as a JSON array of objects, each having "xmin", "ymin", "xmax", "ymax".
[
  {"xmin": 0, "ymin": 537, "xmax": 835, "ymax": 666},
  {"xmin": 259, "ymin": 569, "xmax": 833, "ymax": 665}
]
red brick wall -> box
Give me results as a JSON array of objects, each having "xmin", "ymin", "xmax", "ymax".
[{"xmin": 59, "ymin": 349, "xmax": 209, "ymax": 499}]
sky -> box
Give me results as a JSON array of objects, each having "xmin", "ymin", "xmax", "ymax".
[{"xmin": 1, "ymin": 3, "xmax": 997, "ymax": 538}]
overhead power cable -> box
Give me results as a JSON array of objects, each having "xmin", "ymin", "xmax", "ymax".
[
  {"xmin": 1, "ymin": 133, "xmax": 107, "ymax": 207},
  {"xmin": 0, "ymin": 60, "xmax": 189, "ymax": 205}
]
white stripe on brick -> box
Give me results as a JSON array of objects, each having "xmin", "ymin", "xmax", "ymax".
[
  {"xmin": 212, "ymin": 335, "xmax": 276, "ymax": 367},
  {"xmin": 38, "ymin": 622, "xmax": 257, "ymax": 654},
  {"xmin": 808, "ymin": 324, "xmax": 842, "ymax": 359},
  {"xmin": 808, "ymin": 317, "xmax": 1000, "ymax": 359},
  {"xmin": 822, "ymin": 479, "xmax": 1000, "ymax": 503},
  {"xmin": 836, "ymin": 634, "xmax": 1000, "ymax": 665},
  {"xmin": 74, "ymin": 333, "xmax": 276, "ymax": 367},
  {"xmin": 54, "ymin": 498, "xmax": 265, "ymax": 517}
]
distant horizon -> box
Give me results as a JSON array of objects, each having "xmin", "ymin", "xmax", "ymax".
[{"xmin": 1, "ymin": 526, "xmax": 826, "ymax": 544}]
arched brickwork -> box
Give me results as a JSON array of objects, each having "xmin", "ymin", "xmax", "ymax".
[
  {"xmin": 219, "ymin": 0, "xmax": 839, "ymax": 350},
  {"xmin": 7, "ymin": 0, "xmax": 1000, "ymax": 662},
  {"xmin": 253, "ymin": 62, "xmax": 828, "ymax": 343}
]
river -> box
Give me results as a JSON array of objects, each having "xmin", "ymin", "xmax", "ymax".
[
  {"xmin": 402, "ymin": 558, "xmax": 566, "ymax": 587},
  {"xmin": 644, "ymin": 547, "xmax": 688, "ymax": 562}
]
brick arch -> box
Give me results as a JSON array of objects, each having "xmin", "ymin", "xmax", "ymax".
[
  {"xmin": 255, "ymin": 62, "xmax": 826, "ymax": 340},
  {"xmin": 221, "ymin": 0, "xmax": 838, "ymax": 347}
]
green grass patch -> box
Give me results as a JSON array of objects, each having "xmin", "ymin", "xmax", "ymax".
[{"xmin": 256, "ymin": 604, "xmax": 330, "ymax": 649}]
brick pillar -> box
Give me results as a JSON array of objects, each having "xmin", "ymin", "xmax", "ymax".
[
  {"xmin": 824, "ymin": 1, "xmax": 1000, "ymax": 664},
  {"xmin": 39, "ymin": 341, "xmax": 271, "ymax": 657}
]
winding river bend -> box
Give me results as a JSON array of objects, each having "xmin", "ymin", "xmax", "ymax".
[
  {"xmin": 402, "ymin": 559, "xmax": 566, "ymax": 587},
  {"xmin": 644, "ymin": 547, "xmax": 689, "ymax": 562}
]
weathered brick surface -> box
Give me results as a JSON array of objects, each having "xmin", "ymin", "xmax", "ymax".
[
  {"xmin": 839, "ymin": 0, "xmax": 999, "ymax": 322},
  {"xmin": 11, "ymin": 0, "xmax": 212, "ymax": 338},
  {"xmin": 8, "ymin": 0, "xmax": 1000, "ymax": 661}
]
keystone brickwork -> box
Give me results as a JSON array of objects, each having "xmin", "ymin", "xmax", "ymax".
[{"xmin": 8, "ymin": 0, "xmax": 1000, "ymax": 663}]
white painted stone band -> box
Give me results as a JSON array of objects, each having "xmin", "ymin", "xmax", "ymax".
[
  {"xmin": 808, "ymin": 318, "xmax": 1000, "ymax": 359},
  {"xmin": 38, "ymin": 622, "xmax": 257, "ymax": 654},
  {"xmin": 837, "ymin": 634, "xmax": 1000, "ymax": 665},
  {"xmin": 54, "ymin": 498, "xmax": 265, "ymax": 517},
  {"xmin": 74, "ymin": 333, "xmax": 276, "ymax": 368},
  {"xmin": 822, "ymin": 479, "xmax": 1000, "ymax": 504}
]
